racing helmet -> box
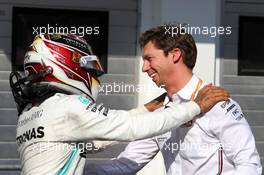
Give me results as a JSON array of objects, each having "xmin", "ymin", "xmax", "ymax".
[{"xmin": 21, "ymin": 33, "xmax": 104, "ymax": 101}]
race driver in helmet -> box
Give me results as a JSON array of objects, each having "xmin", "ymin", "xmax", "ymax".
[{"xmin": 10, "ymin": 33, "xmax": 229, "ymax": 175}]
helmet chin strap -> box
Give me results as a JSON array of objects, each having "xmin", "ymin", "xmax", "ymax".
[
  {"xmin": 10, "ymin": 67, "xmax": 63, "ymax": 114},
  {"xmin": 10, "ymin": 67, "xmax": 54, "ymax": 115}
]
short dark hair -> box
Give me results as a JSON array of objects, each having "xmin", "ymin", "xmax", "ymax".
[{"xmin": 139, "ymin": 25, "xmax": 197, "ymax": 69}]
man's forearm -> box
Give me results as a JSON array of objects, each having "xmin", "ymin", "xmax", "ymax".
[{"xmin": 85, "ymin": 158, "xmax": 144, "ymax": 175}]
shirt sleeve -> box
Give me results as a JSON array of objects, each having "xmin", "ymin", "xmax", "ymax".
[
  {"xmin": 84, "ymin": 157, "xmax": 145, "ymax": 175},
  {"xmin": 85, "ymin": 106, "xmax": 159, "ymax": 175},
  {"xmin": 51, "ymin": 95, "xmax": 200, "ymax": 142},
  {"xmin": 209, "ymin": 99, "xmax": 262, "ymax": 175},
  {"xmin": 118, "ymin": 138, "xmax": 159, "ymax": 164},
  {"xmin": 84, "ymin": 139, "xmax": 159, "ymax": 175}
]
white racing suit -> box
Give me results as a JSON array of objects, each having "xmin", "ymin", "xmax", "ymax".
[{"xmin": 16, "ymin": 93, "xmax": 200, "ymax": 175}]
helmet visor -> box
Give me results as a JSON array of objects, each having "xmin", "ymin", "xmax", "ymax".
[{"xmin": 79, "ymin": 55, "xmax": 104, "ymax": 77}]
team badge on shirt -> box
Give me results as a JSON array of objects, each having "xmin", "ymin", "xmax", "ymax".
[{"xmin": 220, "ymin": 101, "xmax": 244, "ymax": 121}]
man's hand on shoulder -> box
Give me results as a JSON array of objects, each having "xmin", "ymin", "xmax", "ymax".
[{"xmin": 194, "ymin": 85, "xmax": 230, "ymax": 114}]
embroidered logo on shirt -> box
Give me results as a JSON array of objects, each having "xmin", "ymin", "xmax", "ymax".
[
  {"xmin": 232, "ymin": 109, "xmax": 244, "ymax": 121},
  {"xmin": 220, "ymin": 101, "xmax": 244, "ymax": 121},
  {"xmin": 220, "ymin": 100, "xmax": 230, "ymax": 109},
  {"xmin": 226, "ymin": 104, "xmax": 235, "ymax": 113}
]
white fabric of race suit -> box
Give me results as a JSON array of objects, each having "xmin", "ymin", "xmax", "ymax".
[{"xmin": 16, "ymin": 93, "xmax": 200, "ymax": 175}]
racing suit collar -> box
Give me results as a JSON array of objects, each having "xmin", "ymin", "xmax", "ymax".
[{"xmin": 171, "ymin": 75, "xmax": 200, "ymax": 102}]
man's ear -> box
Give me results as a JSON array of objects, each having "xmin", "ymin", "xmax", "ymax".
[{"xmin": 170, "ymin": 48, "xmax": 182, "ymax": 63}]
